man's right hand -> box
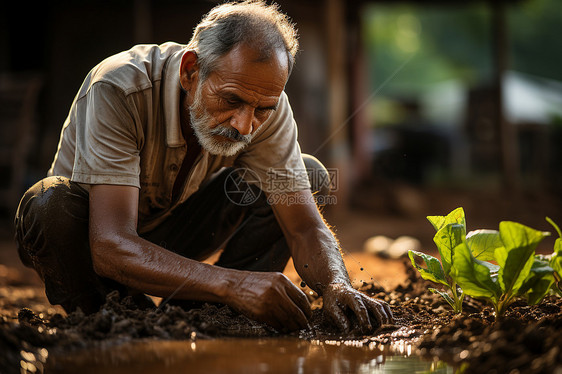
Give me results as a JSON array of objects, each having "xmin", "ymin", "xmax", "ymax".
[{"xmin": 226, "ymin": 271, "xmax": 311, "ymax": 332}]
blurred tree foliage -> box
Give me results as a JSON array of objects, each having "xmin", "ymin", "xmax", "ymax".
[
  {"xmin": 508, "ymin": 0, "xmax": 562, "ymax": 81},
  {"xmin": 363, "ymin": 0, "xmax": 562, "ymax": 99},
  {"xmin": 362, "ymin": 0, "xmax": 561, "ymax": 186}
]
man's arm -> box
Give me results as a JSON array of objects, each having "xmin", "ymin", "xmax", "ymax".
[
  {"xmin": 88, "ymin": 184, "xmax": 311, "ymax": 331},
  {"xmin": 270, "ymin": 189, "xmax": 393, "ymax": 333}
]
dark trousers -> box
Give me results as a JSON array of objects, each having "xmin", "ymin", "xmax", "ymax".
[{"xmin": 14, "ymin": 155, "xmax": 330, "ymax": 314}]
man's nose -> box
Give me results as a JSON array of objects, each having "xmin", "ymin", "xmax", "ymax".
[{"xmin": 230, "ymin": 105, "xmax": 254, "ymax": 136}]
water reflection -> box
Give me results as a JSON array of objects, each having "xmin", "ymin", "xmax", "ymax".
[{"xmin": 45, "ymin": 338, "xmax": 453, "ymax": 374}]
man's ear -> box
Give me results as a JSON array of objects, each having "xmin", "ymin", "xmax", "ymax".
[{"xmin": 179, "ymin": 50, "xmax": 199, "ymax": 91}]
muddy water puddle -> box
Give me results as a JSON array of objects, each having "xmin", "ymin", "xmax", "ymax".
[{"xmin": 44, "ymin": 338, "xmax": 453, "ymax": 373}]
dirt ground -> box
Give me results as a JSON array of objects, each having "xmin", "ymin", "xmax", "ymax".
[
  {"xmin": 3, "ymin": 257, "xmax": 562, "ymax": 374},
  {"xmin": 1, "ymin": 185, "xmax": 562, "ymax": 373}
]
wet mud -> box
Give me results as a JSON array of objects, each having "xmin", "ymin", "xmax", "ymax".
[{"xmin": 1, "ymin": 261, "xmax": 562, "ymax": 373}]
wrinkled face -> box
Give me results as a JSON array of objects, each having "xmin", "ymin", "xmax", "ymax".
[{"xmin": 186, "ymin": 44, "xmax": 289, "ymax": 156}]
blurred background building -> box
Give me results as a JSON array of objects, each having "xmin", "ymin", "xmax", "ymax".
[{"xmin": 1, "ymin": 0, "xmax": 561, "ymax": 245}]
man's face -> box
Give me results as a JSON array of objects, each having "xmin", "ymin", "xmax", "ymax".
[{"xmin": 187, "ymin": 44, "xmax": 289, "ymax": 156}]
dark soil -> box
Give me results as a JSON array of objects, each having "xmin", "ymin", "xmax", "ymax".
[
  {"xmin": 397, "ymin": 267, "xmax": 562, "ymax": 374},
  {"xmin": 1, "ymin": 261, "xmax": 562, "ymax": 374}
]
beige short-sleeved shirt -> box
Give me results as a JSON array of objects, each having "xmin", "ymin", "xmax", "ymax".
[{"xmin": 48, "ymin": 42, "xmax": 310, "ymax": 233}]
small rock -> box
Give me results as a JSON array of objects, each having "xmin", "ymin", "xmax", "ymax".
[
  {"xmin": 387, "ymin": 236, "xmax": 421, "ymax": 259},
  {"xmin": 363, "ymin": 235, "xmax": 421, "ymax": 259},
  {"xmin": 363, "ymin": 235, "xmax": 393, "ymax": 255}
]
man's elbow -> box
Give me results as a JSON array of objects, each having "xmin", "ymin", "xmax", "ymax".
[{"xmin": 90, "ymin": 236, "xmax": 123, "ymax": 279}]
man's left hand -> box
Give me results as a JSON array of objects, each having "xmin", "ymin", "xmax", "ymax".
[{"xmin": 322, "ymin": 283, "xmax": 393, "ymax": 334}]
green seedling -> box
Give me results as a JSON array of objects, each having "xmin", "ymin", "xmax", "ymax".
[
  {"xmin": 545, "ymin": 217, "xmax": 562, "ymax": 294},
  {"xmin": 452, "ymin": 221, "xmax": 550, "ymax": 317},
  {"xmin": 408, "ymin": 207, "xmax": 467, "ymax": 313},
  {"xmin": 409, "ymin": 208, "xmax": 559, "ymax": 319}
]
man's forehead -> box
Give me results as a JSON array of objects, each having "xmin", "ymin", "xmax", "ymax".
[
  {"xmin": 215, "ymin": 44, "xmax": 289, "ymax": 83},
  {"xmin": 210, "ymin": 44, "xmax": 289, "ymax": 95},
  {"xmin": 220, "ymin": 43, "xmax": 289, "ymax": 73}
]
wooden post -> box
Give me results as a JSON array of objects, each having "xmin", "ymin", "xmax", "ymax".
[
  {"xmin": 348, "ymin": 2, "xmax": 372, "ymax": 185},
  {"xmin": 325, "ymin": 0, "xmax": 351, "ymax": 209},
  {"xmin": 492, "ymin": 0, "xmax": 519, "ymax": 191}
]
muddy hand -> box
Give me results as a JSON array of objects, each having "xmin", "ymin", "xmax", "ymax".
[
  {"xmin": 322, "ymin": 283, "xmax": 393, "ymax": 334},
  {"xmin": 227, "ymin": 271, "xmax": 312, "ymax": 332}
]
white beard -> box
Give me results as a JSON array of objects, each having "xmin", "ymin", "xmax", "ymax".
[{"xmin": 188, "ymin": 82, "xmax": 253, "ymax": 157}]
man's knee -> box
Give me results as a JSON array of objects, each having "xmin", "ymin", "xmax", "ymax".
[
  {"xmin": 15, "ymin": 176, "xmax": 89, "ymax": 264},
  {"xmin": 17, "ymin": 176, "xmax": 86, "ymax": 216},
  {"xmin": 302, "ymin": 154, "xmax": 331, "ymax": 199}
]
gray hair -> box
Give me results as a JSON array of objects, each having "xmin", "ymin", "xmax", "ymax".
[{"xmin": 186, "ymin": 0, "xmax": 299, "ymax": 80}]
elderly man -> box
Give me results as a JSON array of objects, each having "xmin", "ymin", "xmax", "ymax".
[{"xmin": 15, "ymin": 0, "xmax": 392, "ymax": 333}]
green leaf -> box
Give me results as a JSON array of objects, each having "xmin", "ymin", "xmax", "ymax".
[
  {"xmin": 427, "ymin": 215, "xmax": 446, "ymax": 232},
  {"xmin": 546, "ymin": 218, "xmax": 562, "ymax": 282},
  {"xmin": 496, "ymin": 221, "xmax": 549, "ymax": 294},
  {"xmin": 466, "ymin": 229, "xmax": 502, "ymax": 261},
  {"xmin": 518, "ymin": 257, "xmax": 555, "ymax": 304},
  {"xmin": 433, "ymin": 223, "xmax": 465, "ymax": 276},
  {"xmin": 451, "ymin": 242, "xmax": 501, "ymax": 302},
  {"xmin": 546, "ymin": 217, "xmax": 562, "ymax": 257},
  {"xmin": 499, "ymin": 221, "xmax": 549, "ymax": 251},
  {"xmin": 546, "ymin": 217, "xmax": 562, "ymax": 240},
  {"xmin": 529, "ymin": 257, "xmax": 556, "ymax": 276},
  {"xmin": 428, "ymin": 288, "xmax": 455, "ymax": 308},
  {"xmin": 527, "ymin": 277, "xmax": 555, "ymax": 305},
  {"xmin": 550, "ymin": 253, "xmax": 562, "ymax": 279},
  {"xmin": 479, "ymin": 260, "xmax": 500, "ymax": 274},
  {"xmin": 520, "ymin": 257, "xmax": 555, "ymax": 304},
  {"xmin": 408, "ymin": 250, "xmax": 449, "ymax": 287},
  {"xmin": 427, "ymin": 207, "xmax": 465, "ymax": 232},
  {"xmin": 554, "ymin": 238, "xmax": 562, "ymax": 256}
]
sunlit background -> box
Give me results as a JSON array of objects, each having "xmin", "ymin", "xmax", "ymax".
[
  {"xmin": 1, "ymin": 0, "xmax": 561, "ymax": 249},
  {"xmin": 363, "ymin": 0, "xmax": 562, "ymax": 189}
]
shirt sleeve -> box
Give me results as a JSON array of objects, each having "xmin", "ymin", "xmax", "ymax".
[
  {"xmin": 234, "ymin": 92, "xmax": 311, "ymax": 194},
  {"xmin": 71, "ymin": 82, "xmax": 143, "ymax": 187}
]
